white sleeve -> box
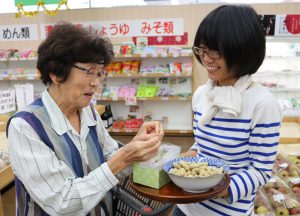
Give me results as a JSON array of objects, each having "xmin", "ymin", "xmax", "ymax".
[
  {"xmin": 227, "ymin": 96, "xmax": 281, "ymax": 204},
  {"xmin": 8, "ymin": 117, "xmax": 119, "ymax": 216}
]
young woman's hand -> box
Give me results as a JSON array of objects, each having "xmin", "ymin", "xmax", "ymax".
[{"xmin": 179, "ymin": 150, "xmax": 198, "ymax": 158}]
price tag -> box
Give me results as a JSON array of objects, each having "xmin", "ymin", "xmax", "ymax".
[
  {"xmin": 181, "ymin": 53, "xmax": 189, "ymax": 56},
  {"xmin": 112, "ymin": 96, "xmax": 118, "ymax": 101},
  {"xmin": 161, "ymin": 53, "xmax": 168, "ymax": 57},
  {"xmin": 151, "ymin": 53, "xmax": 158, "ymax": 58},
  {"xmin": 141, "ymin": 53, "xmax": 147, "ymax": 58},
  {"xmin": 172, "ymin": 53, "xmax": 179, "ymax": 58},
  {"xmin": 180, "ymin": 130, "xmax": 188, "ymax": 133},
  {"xmin": 279, "ymin": 163, "xmax": 289, "ymax": 168},
  {"xmin": 290, "ymin": 178, "xmax": 300, "ymax": 184},
  {"xmin": 161, "ymin": 97, "xmax": 169, "ymax": 100},
  {"xmin": 124, "ymin": 54, "xmax": 131, "ymax": 57},
  {"xmin": 125, "ymin": 96, "xmax": 137, "ymax": 106},
  {"xmin": 273, "ymin": 194, "xmax": 285, "ymax": 202}
]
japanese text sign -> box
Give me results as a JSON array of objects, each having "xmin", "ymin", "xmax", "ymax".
[
  {"xmin": 0, "ymin": 90, "xmax": 16, "ymax": 114},
  {"xmin": 0, "ymin": 24, "xmax": 38, "ymax": 41},
  {"xmin": 41, "ymin": 18, "xmax": 184, "ymax": 38}
]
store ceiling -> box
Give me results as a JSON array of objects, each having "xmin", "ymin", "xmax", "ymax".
[{"xmin": 0, "ymin": 0, "xmax": 299, "ymax": 14}]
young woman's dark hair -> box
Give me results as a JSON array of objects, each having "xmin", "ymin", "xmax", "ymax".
[
  {"xmin": 193, "ymin": 5, "xmax": 265, "ymax": 78},
  {"xmin": 37, "ymin": 22, "xmax": 114, "ymax": 85}
]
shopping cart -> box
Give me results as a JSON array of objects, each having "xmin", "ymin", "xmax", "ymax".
[
  {"xmin": 112, "ymin": 141, "xmax": 174, "ymax": 216},
  {"xmin": 112, "ymin": 176, "xmax": 174, "ymax": 216}
]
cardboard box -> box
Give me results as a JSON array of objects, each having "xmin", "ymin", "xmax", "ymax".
[{"xmin": 133, "ymin": 163, "xmax": 170, "ymax": 189}]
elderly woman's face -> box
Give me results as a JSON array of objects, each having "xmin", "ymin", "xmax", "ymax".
[{"xmin": 58, "ymin": 63, "xmax": 105, "ymax": 109}]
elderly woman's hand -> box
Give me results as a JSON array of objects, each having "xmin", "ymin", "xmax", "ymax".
[
  {"xmin": 108, "ymin": 121, "xmax": 164, "ymax": 175},
  {"xmin": 133, "ymin": 121, "xmax": 164, "ymax": 142}
]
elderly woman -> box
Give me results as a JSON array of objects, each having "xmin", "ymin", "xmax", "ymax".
[{"xmin": 7, "ymin": 22, "xmax": 163, "ymax": 216}]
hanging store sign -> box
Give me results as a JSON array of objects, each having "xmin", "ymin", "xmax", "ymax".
[
  {"xmin": 275, "ymin": 14, "xmax": 300, "ymax": 36},
  {"xmin": 40, "ymin": 18, "xmax": 184, "ymax": 38},
  {"xmin": 0, "ymin": 24, "xmax": 38, "ymax": 41},
  {"xmin": 0, "ymin": 90, "xmax": 16, "ymax": 115}
]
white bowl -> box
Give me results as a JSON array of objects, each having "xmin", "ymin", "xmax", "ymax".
[{"xmin": 162, "ymin": 156, "xmax": 230, "ymax": 193}]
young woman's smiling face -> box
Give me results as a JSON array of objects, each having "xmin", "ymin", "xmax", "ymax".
[{"xmin": 195, "ymin": 44, "xmax": 238, "ymax": 86}]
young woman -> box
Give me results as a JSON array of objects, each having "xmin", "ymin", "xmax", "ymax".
[{"xmin": 173, "ymin": 5, "xmax": 281, "ymax": 216}]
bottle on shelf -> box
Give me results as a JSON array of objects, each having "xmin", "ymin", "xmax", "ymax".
[
  {"xmin": 107, "ymin": 104, "xmax": 114, "ymax": 127},
  {"xmin": 101, "ymin": 105, "xmax": 109, "ymax": 129}
]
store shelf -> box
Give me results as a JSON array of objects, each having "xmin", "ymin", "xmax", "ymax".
[
  {"xmin": 0, "ymin": 75, "xmax": 40, "ymax": 80},
  {"xmin": 266, "ymin": 36, "xmax": 300, "ymax": 43},
  {"xmin": 279, "ymin": 122, "xmax": 300, "ymax": 144},
  {"xmin": 265, "ymin": 56, "xmax": 300, "ymax": 59},
  {"xmin": 108, "ymin": 127, "xmax": 193, "ymax": 135},
  {"xmin": 0, "ymin": 57, "xmax": 37, "ymax": 62},
  {"xmin": 107, "ymin": 73, "xmax": 192, "ymax": 78},
  {"xmin": 257, "ymin": 71, "xmax": 300, "ymax": 75},
  {"xmin": 268, "ymin": 88, "xmax": 300, "ymax": 92},
  {"xmin": 97, "ymin": 96, "xmax": 192, "ymax": 102},
  {"xmin": 114, "ymin": 53, "xmax": 193, "ymax": 58}
]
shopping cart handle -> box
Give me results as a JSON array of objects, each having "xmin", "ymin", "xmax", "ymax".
[{"xmin": 111, "ymin": 186, "xmax": 173, "ymax": 215}]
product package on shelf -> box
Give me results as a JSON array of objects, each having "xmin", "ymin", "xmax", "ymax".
[
  {"xmin": 0, "ymin": 49, "xmax": 37, "ymax": 60},
  {"xmin": 117, "ymin": 86, "xmax": 136, "ymax": 98},
  {"xmin": 268, "ymin": 191, "xmax": 300, "ymax": 215},
  {"xmin": 263, "ymin": 175, "xmax": 292, "ymax": 197},
  {"xmin": 254, "ymin": 189, "xmax": 273, "ymax": 216},
  {"xmin": 287, "ymin": 154, "xmax": 300, "ymax": 169},
  {"xmin": 136, "ymin": 85, "xmax": 158, "ymax": 98},
  {"xmin": 124, "ymin": 118, "xmax": 143, "ymax": 129},
  {"xmin": 274, "ymin": 153, "xmax": 300, "ymax": 179},
  {"xmin": 285, "ymin": 177, "xmax": 300, "ymax": 203},
  {"xmin": 133, "ymin": 143, "xmax": 181, "ymax": 189}
]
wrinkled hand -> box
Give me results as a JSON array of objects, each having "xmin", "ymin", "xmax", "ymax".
[
  {"xmin": 125, "ymin": 121, "xmax": 164, "ymax": 163},
  {"xmin": 122, "ymin": 133, "xmax": 161, "ymax": 164},
  {"xmin": 133, "ymin": 121, "xmax": 164, "ymax": 141},
  {"xmin": 108, "ymin": 121, "xmax": 164, "ymax": 174}
]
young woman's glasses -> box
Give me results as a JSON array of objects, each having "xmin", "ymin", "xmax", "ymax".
[
  {"xmin": 192, "ymin": 46, "xmax": 222, "ymax": 59},
  {"xmin": 73, "ymin": 65, "xmax": 107, "ymax": 79}
]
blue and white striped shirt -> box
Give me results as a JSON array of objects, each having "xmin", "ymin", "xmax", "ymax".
[{"xmin": 178, "ymin": 83, "xmax": 281, "ymax": 216}]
